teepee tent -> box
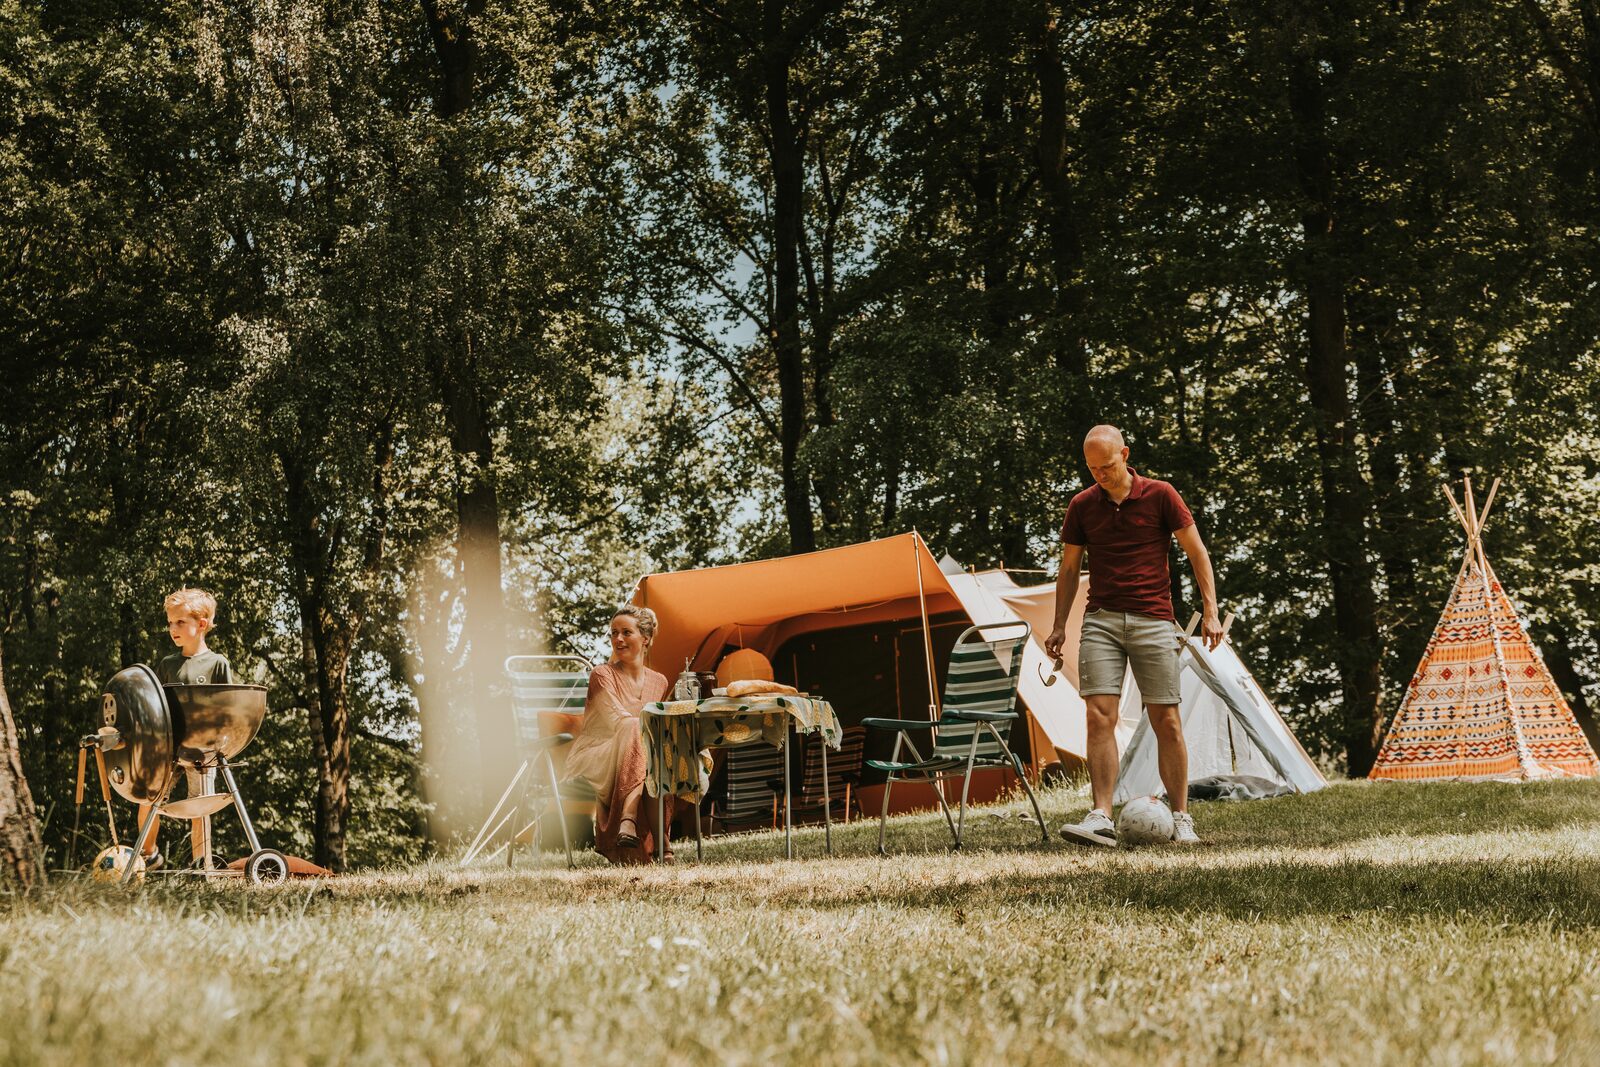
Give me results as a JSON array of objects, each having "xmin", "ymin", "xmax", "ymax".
[
  {"xmin": 1369, "ymin": 478, "xmax": 1599, "ymax": 782},
  {"xmin": 1114, "ymin": 618, "xmax": 1326, "ymax": 804}
]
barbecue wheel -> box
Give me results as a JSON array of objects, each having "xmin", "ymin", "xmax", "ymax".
[{"xmin": 244, "ymin": 848, "xmax": 290, "ymax": 886}]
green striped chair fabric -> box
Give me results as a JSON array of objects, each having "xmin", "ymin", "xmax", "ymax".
[
  {"xmin": 796, "ymin": 726, "xmax": 866, "ymax": 813},
  {"xmin": 862, "ymin": 621, "xmax": 1047, "ymax": 850},
  {"xmin": 930, "ymin": 633, "xmax": 1024, "ymax": 764},
  {"xmin": 507, "ymin": 662, "xmax": 589, "ymax": 755}
]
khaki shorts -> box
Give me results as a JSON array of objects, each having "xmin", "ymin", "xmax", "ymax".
[{"xmin": 1079, "ymin": 609, "xmax": 1182, "ymax": 705}]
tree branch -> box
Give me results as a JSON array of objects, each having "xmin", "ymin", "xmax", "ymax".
[
  {"xmin": 1520, "ymin": 0, "xmax": 1600, "ymax": 137},
  {"xmin": 663, "ymin": 325, "xmax": 782, "ymax": 442}
]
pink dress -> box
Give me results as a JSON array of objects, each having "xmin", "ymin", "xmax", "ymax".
[{"xmin": 561, "ymin": 663, "xmax": 670, "ymax": 863}]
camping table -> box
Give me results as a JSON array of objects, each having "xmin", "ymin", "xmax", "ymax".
[{"xmin": 641, "ymin": 694, "xmax": 842, "ymax": 860}]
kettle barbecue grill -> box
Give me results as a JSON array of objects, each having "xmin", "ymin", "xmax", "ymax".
[{"xmin": 86, "ymin": 664, "xmax": 289, "ymax": 886}]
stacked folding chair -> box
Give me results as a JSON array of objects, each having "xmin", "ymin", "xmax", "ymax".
[
  {"xmin": 794, "ymin": 725, "xmax": 867, "ymax": 824},
  {"xmin": 711, "ymin": 742, "xmax": 787, "ymax": 831}
]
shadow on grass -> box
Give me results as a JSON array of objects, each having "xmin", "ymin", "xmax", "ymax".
[
  {"xmin": 24, "ymin": 780, "xmax": 1600, "ymax": 927},
  {"xmin": 87, "ymin": 844, "xmax": 1600, "ymax": 933},
  {"xmin": 653, "ymin": 777, "xmax": 1600, "ymax": 867},
  {"xmin": 784, "ymin": 854, "xmax": 1600, "ymax": 928}
]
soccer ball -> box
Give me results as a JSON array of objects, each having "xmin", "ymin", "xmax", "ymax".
[
  {"xmin": 1116, "ymin": 796, "xmax": 1175, "ymax": 847},
  {"xmin": 91, "ymin": 845, "xmax": 146, "ymax": 885}
]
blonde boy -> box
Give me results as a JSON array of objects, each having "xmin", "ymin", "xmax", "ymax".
[{"xmin": 137, "ymin": 587, "xmax": 233, "ymax": 870}]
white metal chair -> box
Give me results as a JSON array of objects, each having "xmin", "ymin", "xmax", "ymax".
[{"xmin": 461, "ymin": 655, "xmax": 592, "ymax": 868}]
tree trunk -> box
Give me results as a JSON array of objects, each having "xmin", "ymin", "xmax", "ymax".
[
  {"xmin": 765, "ymin": 0, "xmax": 817, "ymax": 554},
  {"xmin": 1517, "ymin": 0, "xmax": 1600, "ymax": 159},
  {"xmin": 43, "ymin": 588, "xmax": 63, "ymax": 751},
  {"xmin": 0, "ymin": 640, "xmax": 45, "ymax": 889},
  {"xmin": 438, "ymin": 357, "xmax": 513, "ymax": 781},
  {"xmin": 1352, "ymin": 294, "xmax": 1418, "ymax": 613},
  {"xmin": 280, "ymin": 450, "xmax": 342, "ymax": 872},
  {"xmin": 424, "ymin": 0, "xmax": 515, "ymax": 797},
  {"xmin": 803, "ymin": 139, "xmax": 843, "ymax": 533},
  {"xmin": 969, "ymin": 82, "xmax": 1034, "ymax": 565},
  {"xmin": 280, "ymin": 446, "xmax": 367, "ymax": 873},
  {"xmin": 882, "ymin": 456, "xmax": 900, "ymax": 528},
  {"xmin": 308, "ymin": 622, "xmax": 353, "ymax": 872},
  {"xmin": 1032, "ymin": 3, "xmax": 1094, "ymax": 433},
  {"xmin": 1287, "ymin": 49, "xmax": 1386, "ymax": 775},
  {"xmin": 297, "ymin": 612, "xmax": 329, "ymax": 855},
  {"xmin": 423, "ymin": 0, "xmax": 484, "ymax": 118}
]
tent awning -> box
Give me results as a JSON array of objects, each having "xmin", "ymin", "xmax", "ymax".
[
  {"xmin": 633, "ymin": 538, "xmax": 1118, "ymax": 765},
  {"xmin": 634, "ymin": 533, "xmax": 951, "ymax": 683}
]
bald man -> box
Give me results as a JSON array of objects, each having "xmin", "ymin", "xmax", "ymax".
[{"xmin": 1045, "ymin": 425, "xmax": 1223, "ymax": 846}]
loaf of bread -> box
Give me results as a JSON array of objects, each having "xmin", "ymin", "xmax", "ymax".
[{"xmin": 725, "ymin": 679, "xmax": 798, "ymax": 698}]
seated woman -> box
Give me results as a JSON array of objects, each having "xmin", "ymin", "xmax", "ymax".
[{"xmin": 560, "ymin": 606, "xmax": 678, "ymax": 863}]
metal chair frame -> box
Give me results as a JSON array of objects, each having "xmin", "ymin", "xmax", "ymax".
[
  {"xmin": 467, "ymin": 654, "xmax": 593, "ymax": 869},
  {"xmin": 863, "ymin": 621, "xmax": 1048, "ymax": 852},
  {"xmin": 793, "ymin": 725, "xmax": 866, "ymax": 825}
]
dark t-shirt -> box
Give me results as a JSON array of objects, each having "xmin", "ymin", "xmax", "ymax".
[
  {"xmin": 157, "ymin": 649, "xmax": 233, "ymax": 686},
  {"xmin": 1059, "ymin": 469, "xmax": 1195, "ymax": 621}
]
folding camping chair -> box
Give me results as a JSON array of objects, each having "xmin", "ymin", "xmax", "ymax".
[
  {"xmin": 710, "ymin": 741, "xmax": 787, "ymax": 831},
  {"xmin": 863, "ymin": 620, "xmax": 1047, "ymax": 852},
  {"xmin": 462, "ymin": 655, "xmax": 593, "ymax": 868},
  {"xmin": 794, "ymin": 726, "xmax": 867, "ymax": 824}
]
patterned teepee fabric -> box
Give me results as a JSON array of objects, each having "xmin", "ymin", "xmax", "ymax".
[{"xmin": 1370, "ymin": 554, "xmax": 1599, "ymax": 781}]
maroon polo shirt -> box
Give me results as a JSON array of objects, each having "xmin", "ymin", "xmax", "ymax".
[{"xmin": 1059, "ymin": 468, "xmax": 1195, "ymax": 621}]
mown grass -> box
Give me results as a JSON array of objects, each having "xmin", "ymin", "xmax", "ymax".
[{"xmin": 4, "ymin": 779, "xmax": 1600, "ymax": 1066}]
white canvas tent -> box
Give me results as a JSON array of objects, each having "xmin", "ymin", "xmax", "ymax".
[
  {"xmin": 933, "ymin": 559, "xmax": 1323, "ymax": 801},
  {"xmin": 1114, "ymin": 624, "xmax": 1326, "ymax": 804},
  {"xmin": 934, "ymin": 563, "xmax": 1088, "ymax": 764},
  {"xmin": 937, "ymin": 559, "xmax": 1140, "ymax": 761}
]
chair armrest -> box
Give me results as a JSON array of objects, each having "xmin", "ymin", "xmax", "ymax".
[
  {"xmin": 527, "ymin": 733, "xmax": 574, "ymax": 750},
  {"xmin": 860, "ymin": 717, "xmax": 939, "ymax": 730},
  {"xmin": 942, "ymin": 710, "xmax": 1018, "ymax": 723}
]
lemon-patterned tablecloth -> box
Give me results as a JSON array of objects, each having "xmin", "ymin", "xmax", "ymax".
[{"xmin": 641, "ymin": 695, "xmax": 842, "ymax": 800}]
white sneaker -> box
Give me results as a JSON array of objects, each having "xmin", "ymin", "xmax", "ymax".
[
  {"xmin": 1171, "ymin": 810, "xmax": 1200, "ymax": 845},
  {"xmin": 1059, "ymin": 808, "xmax": 1117, "ymax": 848}
]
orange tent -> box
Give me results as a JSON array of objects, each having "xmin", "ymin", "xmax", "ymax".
[{"xmin": 632, "ymin": 533, "xmax": 1091, "ymax": 783}]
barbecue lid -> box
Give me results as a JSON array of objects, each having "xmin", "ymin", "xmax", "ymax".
[
  {"xmin": 168, "ymin": 683, "xmax": 267, "ymax": 763},
  {"xmin": 100, "ymin": 664, "xmax": 175, "ymax": 804}
]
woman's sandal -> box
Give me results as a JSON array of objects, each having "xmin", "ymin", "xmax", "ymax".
[{"xmin": 615, "ymin": 820, "xmax": 641, "ymax": 850}]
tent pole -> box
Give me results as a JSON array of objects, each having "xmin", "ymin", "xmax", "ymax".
[
  {"xmin": 1442, "ymin": 483, "xmax": 1469, "ymax": 535},
  {"xmin": 1473, "ymin": 515, "xmax": 1536, "ymax": 776},
  {"xmin": 1464, "ymin": 475, "xmax": 1479, "ymax": 545},
  {"xmin": 914, "ymin": 532, "xmax": 939, "ymax": 720},
  {"xmin": 1477, "ymin": 477, "xmax": 1502, "ymax": 536}
]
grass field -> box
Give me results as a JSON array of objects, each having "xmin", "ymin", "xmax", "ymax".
[{"xmin": 4, "ymin": 778, "xmax": 1600, "ymax": 1066}]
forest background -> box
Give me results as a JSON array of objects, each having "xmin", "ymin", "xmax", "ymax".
[{"xmin": 2, "ymin": 0, "xmax": 1597, "ymax": 874}]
